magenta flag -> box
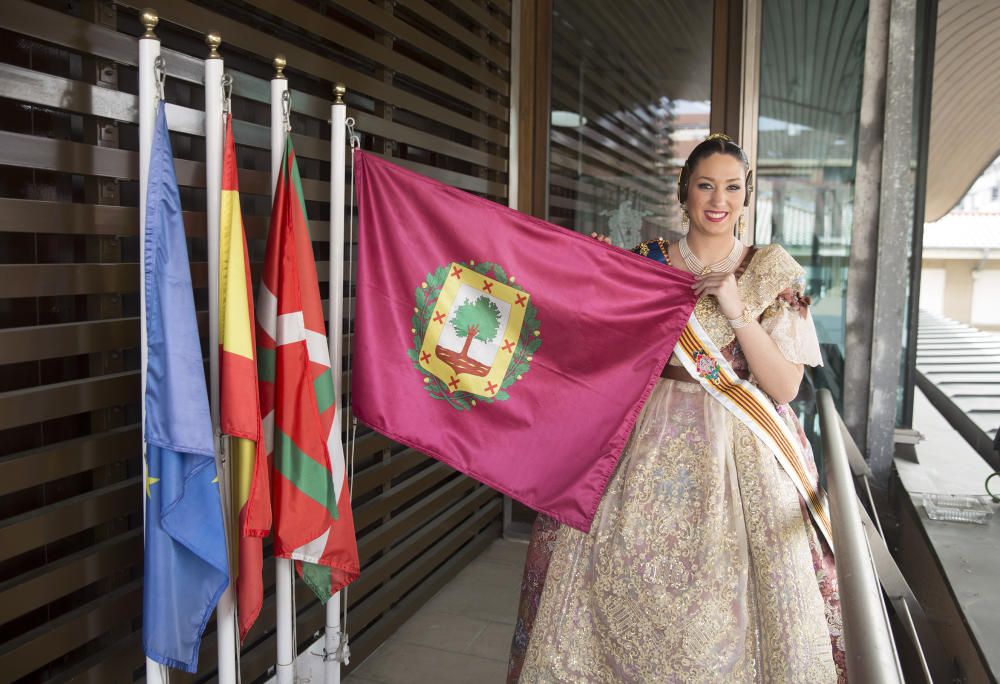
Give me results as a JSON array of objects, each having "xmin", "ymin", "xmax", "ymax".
[{"xmin": 353, "ymin": 152, "xmax": 697, "ymax": 531}]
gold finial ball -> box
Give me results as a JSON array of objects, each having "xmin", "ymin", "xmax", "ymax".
[
  {"xmin": 206, "ymin": 31, "xmax": 221, "ymax": 54},
  {"xmin": 333, "ymin": 83, "xmax": 346, "ymax": 105},
  {"xmin": 273, "ymin": 54, "xmax": 287, "ymax": 78},
  {"xmin": 140, "ymin": 8, "xmax": 158, "ymax": 37}
]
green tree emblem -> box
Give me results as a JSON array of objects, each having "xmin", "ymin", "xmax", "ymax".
[
  {"xmin": 451, "ymin": 296, "xmax": 501, "ymax": 358},
  {"xmin": 408, "ymin": 261, "xmax": 542, "ymax": 411}
]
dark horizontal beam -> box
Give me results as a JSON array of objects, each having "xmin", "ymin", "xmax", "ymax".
[
  {"xmin": 0, "ymin": 425, "xmax": 140, "ymax": 496},
  {"xmin": 0, "ymin": 371, "xmax": 140, "ymax": 432},
  {"xmin": 0, "ymin": 478, "xmax": 140, "ymax": 563}
]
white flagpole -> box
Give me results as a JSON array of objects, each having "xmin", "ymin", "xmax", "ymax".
[
  {"xmin": 325, "ymin": 84, "xmax": 348, "ymax": 684},
  {"xmin": 204, "ymin": 31, "xmax": 239, "ymax": 684},
  {"xmin": 138, "ymin": 8, "xmax": 166, "ymax": 684},
  {"xmin": 270, "ymin": 55, "xmax": 295, "ymax": 684}
]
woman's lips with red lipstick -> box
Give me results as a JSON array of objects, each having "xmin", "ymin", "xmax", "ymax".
[{"xmin": 704, "ymin": 210, "xmax": 729, "ymax": 223}]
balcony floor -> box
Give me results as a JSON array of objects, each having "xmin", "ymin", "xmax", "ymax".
[{"xmin": 344, "ymin": 537, "xmax": 527, "ymax": 683}]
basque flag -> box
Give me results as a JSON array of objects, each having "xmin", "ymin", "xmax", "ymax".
[{"xmin": 252, "ymin": 134, "xmax": 359, "ymax": 602}]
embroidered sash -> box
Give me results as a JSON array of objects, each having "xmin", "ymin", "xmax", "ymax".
[{"xmin": 673, "ymin": 314, "xmax": 835, "ymax": 551}]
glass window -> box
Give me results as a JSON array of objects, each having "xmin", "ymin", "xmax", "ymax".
[
  {"xmin": 547, "ymin": 1, "xmax": 714, "ymax": 246},
  {"xmin": 754, "ymin": 0, "xmax": 870, "ymax": 403}
]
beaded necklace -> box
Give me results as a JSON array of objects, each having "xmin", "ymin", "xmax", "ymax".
[{"xmin": 678, "ymin": 236, "xmax": 744, "ymax": 275}]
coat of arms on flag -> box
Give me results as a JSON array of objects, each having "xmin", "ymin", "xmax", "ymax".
[{"xmin": 409, "ymin": 260, "xmax": 541, "ymax": 410}]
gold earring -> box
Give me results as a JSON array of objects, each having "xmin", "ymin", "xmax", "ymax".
[
  {"xmin": 737, "ymin": 212, "xmax": 750, "ymax": 242},
  {"xmin": 681, "ymin": 206, "xmax": 690, "ymax": 233}
]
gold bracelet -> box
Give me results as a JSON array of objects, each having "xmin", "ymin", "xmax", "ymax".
[{"xmin": 728, "ymin": 308, "xmax": 752, "ymax": 329}]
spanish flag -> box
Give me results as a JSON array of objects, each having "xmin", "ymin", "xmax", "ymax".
[{"xmin": 219, "ymin": 113, "xmax": 270, "ymax": 641}]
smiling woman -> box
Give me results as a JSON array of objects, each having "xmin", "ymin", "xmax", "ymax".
[
  {"xmin": 684, "ymin": 155, "xmax": 749, "ymax": 236},
  {"xmin": 509, "ymin": 135, "xmax": 844, "ymax": 683}
]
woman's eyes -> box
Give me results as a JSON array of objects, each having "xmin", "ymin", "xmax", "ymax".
[{"xmin": 697, "ymin": 183, "xmax": 743, "ymax": 191}]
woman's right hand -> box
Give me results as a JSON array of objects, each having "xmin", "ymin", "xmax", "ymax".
[{"xmin": 590, "ymin": 232, "xmax": 612, "ymax": 244}]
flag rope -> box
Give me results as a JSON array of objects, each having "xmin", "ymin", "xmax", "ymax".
[
  {"xmin": 286, "ymin": 102, "xmax": 298, "ymax": 684},
  {"xmin": 340, "ymin": 120, "xmax": 361, "ymax": 658},
  {"xmin": 222, "ymin": 75, "xmax": 242, "ymax": 683},
  {"xmin": 290, "ymin": 565, "xmax": 298, "ymax": 677},
  {"xmin": 154, "ymin": 54, "xmax": 167, "ymax": 684}
]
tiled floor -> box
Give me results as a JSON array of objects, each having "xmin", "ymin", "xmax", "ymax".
[{"xmin": 344, "ymin": 538, "xmax": 528, "ymax": 684}]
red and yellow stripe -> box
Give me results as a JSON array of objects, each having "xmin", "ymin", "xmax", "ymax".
[
  {"xmin": 219, "ymin": 113, "xmax": 270, "ymax": 640},
  {"xmin": 676, "ymin": 323, "xmax": 833, "ymax": 548}
]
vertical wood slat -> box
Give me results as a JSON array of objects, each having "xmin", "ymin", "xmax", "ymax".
[{"xmin": 515, "ymin": 0, "xmax": 552, "ymax": 218}]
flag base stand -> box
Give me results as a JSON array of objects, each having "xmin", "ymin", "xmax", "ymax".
[
  {"xmin": 325, "ymin": 632, "xmax": 349, "ymax": 666},
  {"xmin": 264, "ymin": 631, "xmax": 349, "ymax": 684}
]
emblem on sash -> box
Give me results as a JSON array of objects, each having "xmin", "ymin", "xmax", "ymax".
[
  {"xmin": 409, "ymin": 261, "xmax": 541, "ymax": 410},
  {"xmin": 692, "ymin": 349, "xmax": 721, "ymax": 382}
]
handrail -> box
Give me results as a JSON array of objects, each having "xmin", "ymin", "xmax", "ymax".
[{"xmin": 817, "ymin": 388, "xmax": 906, "ymax": 683}]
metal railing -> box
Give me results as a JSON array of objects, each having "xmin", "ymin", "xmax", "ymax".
[
  {"xmin": 818, "ymin": 388, "xmax": 905, "ymax": 683},
  {"xmin": 817, "ymin": 389, "xmax": 951, "ymax": 683}
]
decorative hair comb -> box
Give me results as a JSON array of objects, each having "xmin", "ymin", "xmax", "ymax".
[{"xmin": 705, "ymin": 132, "xmax": 733, "ymax": 143}]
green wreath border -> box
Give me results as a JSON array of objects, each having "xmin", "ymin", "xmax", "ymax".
[{"xmin": 406, "ymin": 261, "xmax": 542, "ymax": 411}]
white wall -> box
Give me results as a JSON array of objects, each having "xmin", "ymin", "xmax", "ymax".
[
  {"xmin": 971, "ymin": 269, "xmax": 1000, "ymax": 326},
  {"xmin": 919, "ymin": 267, "xmax": 946, "ymax": 315}
]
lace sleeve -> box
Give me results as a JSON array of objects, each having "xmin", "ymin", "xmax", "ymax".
[{"xmin": 759, "ymin": 288, "xmax": 823, "ymax": 367}]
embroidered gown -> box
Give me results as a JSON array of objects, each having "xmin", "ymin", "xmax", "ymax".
[{"xmin": 508, "ymin": 242, "xmax": 846, "ymax": 683}]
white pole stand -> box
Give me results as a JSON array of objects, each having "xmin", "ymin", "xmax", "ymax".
[
  {"xmin": 270, "ymin": 56, "xmax": 296, "ymax": 684},
  {"xmin": 325, "ymin": 85, "xmax": 349, "ymax": 684},
  {"xmin": 324, "ymin": 591, "xmax": 344, "ymax": 684},
  {"xmin": 139, "ymin": 9, "xmax": 165, "ymax": 684},
  {"xmin": 204, "ymin": 31, "xmax": 240, "ymax": 684}
]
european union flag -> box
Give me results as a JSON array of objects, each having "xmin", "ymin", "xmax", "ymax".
[{"xmin": 142, "ymin": 101, "xmax": 229, "ymax": 673}]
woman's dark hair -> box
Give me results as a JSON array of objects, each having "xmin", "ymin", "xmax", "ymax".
[{"xmin": 677, "ymin": 134, "xmax": 754, "ymax": 207}]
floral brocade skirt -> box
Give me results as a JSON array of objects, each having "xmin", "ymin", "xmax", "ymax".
[{"xmin": 509, "ymin": 378, "xmax": 846, "ymax": 683}]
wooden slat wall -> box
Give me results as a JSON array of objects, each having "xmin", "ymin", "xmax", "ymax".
[
  {"xmin": 0, "ymin": 0, "xmax": 510, "ymax": 681},
  {"xmin": 546, "ymin": 1, "xmax": 713, "ymax": 245}
]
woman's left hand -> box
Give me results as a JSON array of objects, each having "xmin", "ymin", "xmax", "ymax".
[{"xmin": 693, "ymin": 272, "xmax": 745, "ymax": 320}]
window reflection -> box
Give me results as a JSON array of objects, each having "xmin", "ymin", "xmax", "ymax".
[
  {"xmin": 547, "ymin": 1, "xmax": 714, "ymax": 246},
  {"xmin": 754, "ymin": 0, "xmax": 869, "ymax": 396}
]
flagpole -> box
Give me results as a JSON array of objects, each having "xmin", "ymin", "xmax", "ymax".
[
  {"xmin": 139, "ymin": 8, "xmax": 166, "ymax": 684},
  {"xmin": 204, "ymin": 30, "xmax": 240, "ymax": 684},
  {"xmin": 270, "ymin": 55, "xmax": 295, "ymax": 684},
  {"xmin": 325, "ymin": 83, "xmax": 348, "ymax": 684}
]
